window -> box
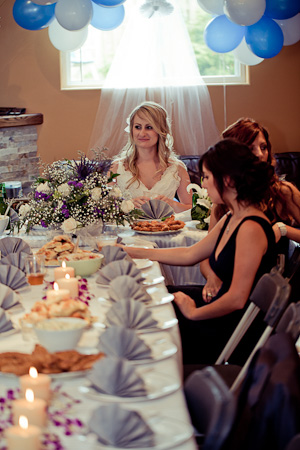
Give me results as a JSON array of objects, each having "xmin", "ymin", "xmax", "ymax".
[{"xmin": 60, "ymin": 0, "xmax": 248, "ymax": 90}]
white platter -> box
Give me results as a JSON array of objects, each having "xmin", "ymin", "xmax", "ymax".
[
  {"xmin": 134, "ymin": 228, "xmax": 184, "ymax": 235},
  {"xmin": 142, "ymin": 274, "xmax": 165, "ymax": 286},
  {"xmin": 78, "ymin": 370, "xmax": 180, "ymax": 403},
  {"xmin": 74, "ymin": 416, "xmax": 194, "ymax": 450},
  {"xmin": 133, "ymin": 259, "xmax": 153, "ymax": 270}
]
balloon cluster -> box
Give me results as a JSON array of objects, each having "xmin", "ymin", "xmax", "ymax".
[
  {"xmin": 13, "ymin": 0, "xmax": 127, "ymax": 52},
  {"xmin": 198, "ymin": 0, "xmax": 300, "ymax": 66}
]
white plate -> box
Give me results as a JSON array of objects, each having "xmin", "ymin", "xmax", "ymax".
[
  {"xmin": 142, "ymin": 274, "xmax": 165, "ymax": 286},
  {"xmin": 0, "ymin": 368, "xmax": 90, "ymax": 380},
  {"xmin": 135, "ymin": 228, "xmax": 185, "ymax": 235},
  {"xmin": 78, "ymin": 370, "xmax": 180, "ymax": 403},
  {"xmin": 133, "ymin": 259, "xmax": 153, "ymax": 270},
  {"xmin": 146, "ymin": 286, "xmax": 174, "ymax": 308},
  {"xmin": 95, "ymin": 316, "xmax": 178, "ymax": 334},
  {"xmin": 130, "ymin": 335, "xmax": 177, "ymax": 365},
  {"xmin": 74, "ymin": 416, "xmax": 194, "ymax": 450}
]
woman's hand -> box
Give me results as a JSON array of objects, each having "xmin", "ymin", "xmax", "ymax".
[
  {"xmin": 202, "ymin": 273, "xmax": 222, "ymax": 302},
  {"xmin": 173, "ymin": 291, "xmax": 197, "ymax": 319},
  {"xmin": 132, "ymin": 196, "xmax": 150, "ymax": 208}
]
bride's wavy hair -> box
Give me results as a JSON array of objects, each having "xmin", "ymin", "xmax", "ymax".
[
  {"xmin": 114, "ymin": 101, "xmax": 180, "ymax": 188},
  {"xmin": 200, "ymin": 139, "xmax": 274, "ymax": 209}
]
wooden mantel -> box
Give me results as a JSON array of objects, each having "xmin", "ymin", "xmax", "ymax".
[{"xmin": 0, "ymin": 113, "xmax": 43, "ymax": 128}]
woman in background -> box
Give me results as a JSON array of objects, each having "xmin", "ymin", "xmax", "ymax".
[
  {"xmin": 200, "ymin": 118, "xmax": 300, "ymax": 301},
  {"xmin": 109, "ymin": 101, "xmax": 192, "ymax": 212},
  {"xmin": 122, "ymin": 139, "xmax": 277, "ymax": 364}
]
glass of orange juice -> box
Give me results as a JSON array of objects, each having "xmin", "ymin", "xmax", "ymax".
[{"xmin": 25, "ymin": 254, "xmax": 46, "ymax": 285}]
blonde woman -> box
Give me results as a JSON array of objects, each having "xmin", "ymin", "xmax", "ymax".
[{"xmin": 109, "ymin": 101, "xmax": 193, "ymax": 212}]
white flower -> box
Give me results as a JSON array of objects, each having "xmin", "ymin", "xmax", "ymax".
[
  {"xmin": 121, "ymin": 199, "xmax": 135, "ymax": 213},
  {"xmin": 204, "ymin": 216, "xmax": 211, "ymax": 224},
  {"xmin": 110, "ymin": 186, "xmax": 122, "ymax": 199},
  {"xmin": 36, "ymin": 182, "xmax": 51, "ymax": 194},
  {"xmin": 18, "ymin": 203, "xmax": 31, "ymax": 218},
  {"xmin": 196, "ymin": 198, "xmax": 212, "ymax": 210},
  {"xmin": 61, "ymin": 217, "xmax": 80, "ymax": 233},
  {"xmin": 57, "ymin": 183, "xmax": 71, "ymax": 197},
  {"xmin": 91, "ymin": 187, "xmax": 102, "ymax": 201},
  {"xmin": 187, "ymin": 183, "xmax": 208, "ymax": 199}
]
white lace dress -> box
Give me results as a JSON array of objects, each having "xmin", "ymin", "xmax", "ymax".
[{"xmin": 114, "ymin": 159, "xmax": 187, "ymax": 200}]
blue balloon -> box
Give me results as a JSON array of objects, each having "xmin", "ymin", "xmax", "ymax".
[
  {"xmin": 204, "ymin": 15, "xmax": 245, "ymax": 53},
  {"xmin": 13, "ymin": 0, "xmax": 55, "ymax": 31},
  {"xmin": 245, "ymin": 16, "xmax": 284, "ymax": 58},
  {"xmin": 265, "ymin": 0, "xmax": 300, "ymax": 20},
  {"xmin": 91, "ymin": 3, "xmax": 125, "ymax": 30},
  {"xmin": 92, "ymin": 0, "xmax": 126, "ymax": 6}
]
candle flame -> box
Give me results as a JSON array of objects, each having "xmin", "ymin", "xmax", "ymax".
[
  {"xmin": 25, "ymin": 389, "xmax": 34, "ymax": 403},
  {"xmin": 62, "ymin": 260, "xmax": 66, "ymax": 268},
  {"xmin": 19, "ymin": 415, "xmax": 28, "ymax": 430},
  {"xmin": 65, "ymin": 273, "xmax": 70, "ymax": 280},
  {"xmin": 53, "ymin": 282, "xmax": 59, "ymax": 291},
  {"xmin": 29, "ymin": 366, "xmax": 38, "ymax": 378}
]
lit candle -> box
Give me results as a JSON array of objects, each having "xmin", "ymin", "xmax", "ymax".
[
  {"xmin": 54, "ymin": 260, "xmax": 75, "ymax": 281},
  {"xmin": 5, "ymin": 416, "xmax": 41, "ymax": 450},
  {"xmin": 20, "ymin": 367, "xmax": 51, "ymax": 402},
  {"xmin": 46, "ymin": 282, "xmax": 70, "ymax": 304},
  {"xmin": 56, "ymin": 273, "xmax": 79, "ymax": 298},
  {"xmin": 12, "ymin": 389, "xmax": 47, "ymax": 428}
]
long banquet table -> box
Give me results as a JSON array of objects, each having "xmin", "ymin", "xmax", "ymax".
[{"xmin": 0, "ymin": 237, "xmax": 197, "ymax": 450}]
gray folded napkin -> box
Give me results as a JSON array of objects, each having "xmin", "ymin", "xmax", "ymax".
[
  {"xmin": 97, "ymin": 326, "xmax": 152, "ymax": 361},
  {"xmin": 0, "ymin": 265, "xmax": 28, "ymax": 291},
  {"xmin": 0, "ymin": 283, "xmax": 20, "ymax": 309},
  {"xmin": 108, "ymin": 276, "xmax": 152, "ymax": 304},
  {"xmin": 101, "ymin": 246, "xmax": 133, "ymax": 264},
  {"xmin": 89, "ymin": 404, "xmax": 155, "ymax": 448},
  {"xmin": 0, "ymin": 237, "xmax": 32, "ymax": 258},
  {"xmin": 105, "ymin": 298, "xmax": 158, "ymax": 331},
  {"xmin": 96, "ymin": 260, "xmax": 144, "ymax": 286},
  {"xmin": 0, "ymin": 308, "xmax": 14, "ymax": 333},
  {"xmin": 0, "ymin": 252, "xmax": 27, "ymax": 272},
  {"xmin": 87, "ymin": 356, "xmax": 147, "ymax": 397},
  {"xmin": 140, "ymin": 199, "xmax": 174, "ymax": 220}
]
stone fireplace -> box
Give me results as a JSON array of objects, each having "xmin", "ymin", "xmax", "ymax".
[{"xmin": 0, "ymin": 113, "xmax": 43, "ymax": 195}]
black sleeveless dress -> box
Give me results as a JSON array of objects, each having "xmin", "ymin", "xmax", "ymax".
[{"xmin": 169, "ymin": 214, "xmax": 277, "ymax": 365}]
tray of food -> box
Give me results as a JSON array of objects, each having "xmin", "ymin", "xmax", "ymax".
[{"xmin": 131, "ymin": 215, "xmax": 185, "ymax": 234}]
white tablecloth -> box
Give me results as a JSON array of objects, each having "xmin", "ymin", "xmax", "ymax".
[{"xmin": 0, "ymin": 255, "xmax": 197, "ymax": 450}]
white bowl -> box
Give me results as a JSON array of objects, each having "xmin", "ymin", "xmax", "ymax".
[
  {"xmin": 58, "ymin": 253, "xmax": 104, "ymax": 277},
  {"xmin": 0, "ymin": 215, "xmax": 9, "ymax": 235},
  {"xmin": 33, "ymin": 317, "xmax": 87, "ymax": 352}
]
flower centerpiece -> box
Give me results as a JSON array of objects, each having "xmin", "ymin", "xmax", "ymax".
[
  {"xmin": 18, "ymin": 150, "xmax": 138, "ymax": 234},
  {"xmin": 187, "ymin": 183, "xmax": 212, "ymax": 230}
]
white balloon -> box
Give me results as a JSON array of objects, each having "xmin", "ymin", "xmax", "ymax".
[
  {"xmin": 233, "ymin": 37, "xmax": 264, "ymax": 66},
  {"xmin": 48, "ymin": 19, "xmax": 88, "ymax": 51},
  {"xmin": 275, "ymin": 14, "xmax": 300, "ymax": 46},
  {"xmin": 224, "ymin": 0, "xmax": 266, "ymax": 26},
  {"xmin": 55, "ymin": 0, "xmax": 92, "ymax": 31},
  {"xmin": 197, "ymin": 0, "xmax": 224, "ymax": 16},
  {"xmin": 32, "ymin": 0, "xmax": 56, "ymax": 4}
]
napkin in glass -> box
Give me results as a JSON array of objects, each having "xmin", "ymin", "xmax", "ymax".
[
  {"xmin": 100, "ymin": 245, "xmax": 133, "ymax": 264},
  {"xmin": 88, "ymin": 404, "xmax": 155, "ymax": 448},
  {"xmin": 0, "ymin": 283, "xmax": 20, "ymax": 309},
  {"xmin": 140, "ymin": 199, "xmax": 174, "ymax": 220},
  {"xmin": 0, "ymin": 237, "xmax": 32, "ymax": 258},
  {"xmin": 96, "ymin": 260, "xmax": 144, "ymax": 286},
  {"xmin": 108, "ymin": 275, "xmax": 152, "ymax": 304},
  {"xmin": 105, "ymin": 298, "xmax": 158, "ymax": 331},
  {"xmin": 0, "ymin": 252, "xmax": 27, "ymax": 272},
  {"xmin": 87, "ymin": 356, "xmax": 147, "ymax": 397},
  {"xmin": 0, "ymin": 265, "xmax": 28, "ymax": 291},
  {"xmin": 97, "ymin": 326, "xmax": 152, "ymax": 361},
  {"xmin": 0, "ymin": 307, "xmax": 14, "ymax": 333}
]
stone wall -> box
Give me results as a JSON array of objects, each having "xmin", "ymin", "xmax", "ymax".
[{"xmin": 0, "ymin": 125, "xmax": 40, "ymax": 195}]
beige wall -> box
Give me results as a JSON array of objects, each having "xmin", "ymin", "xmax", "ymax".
[{"xmin": 1, "ymin": 0, "xmax": 299, "ymax": 164}]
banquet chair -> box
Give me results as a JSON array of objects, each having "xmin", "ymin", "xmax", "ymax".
[
  {"xmin": 184, "ymin": 366, "xmax": 236, "ymax": 450},
  {"xmin": 283, "ymin": 245, "xmax": 300, "ymax": 303},
  {"xmin": 184, "ymin": 265, "xmax": 291, "ymax": 384}
]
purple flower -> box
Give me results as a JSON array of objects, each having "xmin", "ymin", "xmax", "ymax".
[{"xmin": 41, "ymin": 220, "xmax": 48, "ymax": 228}]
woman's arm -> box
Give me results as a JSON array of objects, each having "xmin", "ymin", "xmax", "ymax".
[
  {"xmin": 174, "ymin": 220, "xmax": 268, "ymax": 320},
  {"xmin": 280, "ymin": 181, "xmax": 300, "ymax": 225},
  {"xmin": 273, "ymin": 222, "xmax": 300, "ymax": 244}
]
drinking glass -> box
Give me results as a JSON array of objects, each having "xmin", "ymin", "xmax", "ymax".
[{"xmin": 25, "ymin": 254, "xmax": 46, "ymax": 285}]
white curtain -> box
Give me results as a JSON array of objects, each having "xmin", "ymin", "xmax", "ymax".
[{"xmin": 89, "ymin": 0, "xmax": 220, "ymax": 158}]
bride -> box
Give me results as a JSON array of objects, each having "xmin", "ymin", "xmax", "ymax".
[{"xmin": 109, "ymin": 101, "xmax": 193, "ymax": 212}]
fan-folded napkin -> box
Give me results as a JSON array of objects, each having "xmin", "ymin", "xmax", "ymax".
[
  {"xmin": 100, "ymin": 246, "xmax": 133, "ymax": 264},
  {"xmin": 105, "ymin": 298, "xmax": 158, "ymax": 330},
  {"xmin": 0, "ymin": 252, "xmax": 27, "ymax": 272},
  {"xmin": 140, "ymin": 199, "xmax": 174, "ymax": 220},
  {"xmin": 0, "ymin": 266, "xmax": 28, "ymax": 291},
  {"xmin": 108, "ymin": 275, "xmax": 152, "ymax": 304},
  {"xmin": 0, "ymin": 283, "xmax": 20, "ymax": 309},
  {"xmin": 88, "ymin": 404, "xmax": 154, "ymax": 448},
  {"xmin": 0, "ymin": 237, "xmax": 32, "ymax": 257},
  {"xmin": 97, "ymin": 326, "xmax": 152, "ymax": 360},
  {"xmin": 88, "ymin": 356, "xmax": 147, "ymax": 397},
  {"xmin": 0, "ymin": 308, "xmax": 14, "ymax": 333},
  {"xmin": 96, "ymin": 260, "xmax": 144, "ymax": 286}
]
